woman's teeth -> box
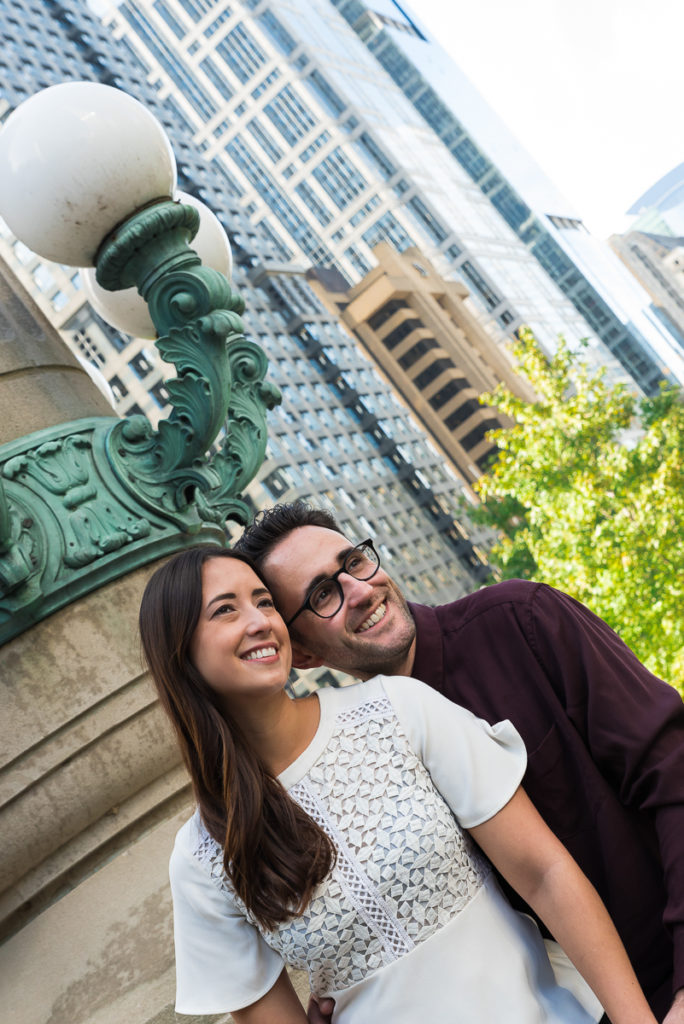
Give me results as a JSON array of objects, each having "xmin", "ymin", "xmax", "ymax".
[{"xmin": 243, "ymin": 646, "xmax": 276, "ymax": 660}]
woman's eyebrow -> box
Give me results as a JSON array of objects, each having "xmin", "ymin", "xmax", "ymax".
[
  {"xmin": 207, "ymin": 586, "xmax": 271, "ymax": 608},
  {"xmin": 206, "ymin": 591, "xmax": 236, "ymax": 608}
]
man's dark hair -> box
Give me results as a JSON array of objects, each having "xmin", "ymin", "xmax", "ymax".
[{"xmin": 235, "ymin": 500, "xmax": 343, "ymax": 570}]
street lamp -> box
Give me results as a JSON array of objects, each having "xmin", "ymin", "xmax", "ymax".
[{"xmin": 0, "ymin": 82, "xmax": 279, "ymax": 644}]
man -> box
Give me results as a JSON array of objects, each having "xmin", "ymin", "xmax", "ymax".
[{"xmin": 236, "ymin": 501, "xmax": 684, "ymax": 1023}]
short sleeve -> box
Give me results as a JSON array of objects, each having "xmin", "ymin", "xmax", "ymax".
[
  {"xmin": 169, "ymin": 820, "xmax": 284, "ymax": 1014},
  {"xmin": 382, "ymin": 675, "xmax": 527, "ymax": 827}
]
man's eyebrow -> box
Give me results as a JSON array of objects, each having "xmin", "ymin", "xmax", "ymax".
[{"xmin": 301, "ymin": 545, "xmax": 356, "ymax": 596}]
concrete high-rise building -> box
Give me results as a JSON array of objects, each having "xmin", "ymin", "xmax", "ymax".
[
  {"xmin": 308, "ymin": 242, "xmax": 536, "ymax": 484},
  {"xmin": 610, "ymin": 231, "xmax": 684, "ymax": 350}
]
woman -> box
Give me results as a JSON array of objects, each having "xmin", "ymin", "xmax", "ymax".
[{"xmin": 139, "ymin": 545, "xmax": 656, "ymax": 1024}]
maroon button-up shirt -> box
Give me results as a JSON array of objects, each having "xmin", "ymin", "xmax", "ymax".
[{"xmin": 409, "ymin": 580, "xmax": 684, "ymax": 1020}]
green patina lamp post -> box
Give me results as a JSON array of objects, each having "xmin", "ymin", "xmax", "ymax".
[{"xmin": 0, "ymin": 82, "xmax": 280, "ymax": 645}]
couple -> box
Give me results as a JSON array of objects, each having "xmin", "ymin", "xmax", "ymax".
[{"xmin": 139, "ymin": 501, "xmax": 684, "ymax": 1023}]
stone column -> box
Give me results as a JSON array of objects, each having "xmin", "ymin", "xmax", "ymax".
[
  {"xmin": 0, "ymin": 256, "xmax": 306, "ymax": 1024},
  {"xmin": 0, "ymin": 258, "xmax": 189, "ymax": 1024}
]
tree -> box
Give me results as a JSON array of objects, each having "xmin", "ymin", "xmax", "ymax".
[{"xmin": 473, "ymin": 328, "xmax": 684, "ymax": 692}]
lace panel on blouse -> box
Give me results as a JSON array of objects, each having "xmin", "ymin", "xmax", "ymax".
[{"xmin": 193, "ymin": 694, "xmax": 489, "ymax": 996}]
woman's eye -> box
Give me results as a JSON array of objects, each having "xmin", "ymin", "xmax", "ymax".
[
  {"xmin": 211, "ymin": 603, "xmax": 234, "ymax": 618},
  {"xmin": 257, "ymin": 597, "xmax": 275, "ymax": 609}
]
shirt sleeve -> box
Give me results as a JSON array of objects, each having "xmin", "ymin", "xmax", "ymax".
[
  {"xmin": 169, "ymin": 824, "xmax": 284, "ymax": 1014},
  {"xmin": 528, "ymin": 583, "xmax": 684, "ymax": 993},
  {"xmin": 382, "ymin": 675, "xmax": 527, "ymax": 827}
]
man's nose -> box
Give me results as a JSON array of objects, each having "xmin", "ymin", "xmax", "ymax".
[{"xmin": 340, "ymin": 573, "xmax": 375, "ymax": 606}]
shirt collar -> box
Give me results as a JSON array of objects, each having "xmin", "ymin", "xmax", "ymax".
[{"xmin": 407, "ymin": 602, "xmax": 445, "ymax": 694}]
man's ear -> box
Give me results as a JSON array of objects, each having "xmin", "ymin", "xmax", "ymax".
[{"xmin": 291, "ymin": 638, "xmax": 324, "ymax": 670}]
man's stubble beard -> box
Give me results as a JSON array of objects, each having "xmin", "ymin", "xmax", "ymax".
[{"xmin": 301, "ymin": 583, "xmax": 417, "ymax": 679}]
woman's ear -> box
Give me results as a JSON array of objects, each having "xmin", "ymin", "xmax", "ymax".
[{"xmin": 290, "ymin": 638, "xmax": 324, "ymax": 670}]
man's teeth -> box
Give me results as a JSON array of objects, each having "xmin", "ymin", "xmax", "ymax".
[
  {"xmin": 358, "ymin": 603, "xmax": 386, "ymax": 632},
  {"xmin": 243, "ymin": 647, "xmax": 276, "ymax": 661}
]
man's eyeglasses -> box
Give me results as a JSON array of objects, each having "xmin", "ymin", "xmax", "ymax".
[{"xmin": 285, "ymin": 540, "xmax": 380, "ymax": 627}]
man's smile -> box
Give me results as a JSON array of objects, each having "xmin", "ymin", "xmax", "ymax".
[{"xmin": 355, "ymin": 601, "xmax": 387, "ymax": 633}]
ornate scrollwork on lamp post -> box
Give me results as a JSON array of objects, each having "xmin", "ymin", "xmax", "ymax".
[{"xmin": 0, "ymin": 82, "xmax": 280, "ymax": 644}]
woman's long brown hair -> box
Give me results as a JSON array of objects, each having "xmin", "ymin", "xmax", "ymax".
[{"xmin": 139, "ymin": 546, "xmax": 335, "ymax": 930}]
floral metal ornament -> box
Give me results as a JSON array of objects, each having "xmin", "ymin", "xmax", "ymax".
[{"xmin": 0, "ymin": 199, "xmax": 280, "ymax": 644}]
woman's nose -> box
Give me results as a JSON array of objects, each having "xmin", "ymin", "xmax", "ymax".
[{"xmin": 245, "ymin": 607, "xmax": 272, "ymax": 633}]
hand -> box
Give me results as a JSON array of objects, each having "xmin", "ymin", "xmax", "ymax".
[
  {"xmin": 307, "ymin": 994, "xmax": 335, "ymax": 1024},
  {"xmin": 663, "ymin": 990, "xmax": 684, "ymax": 1024}
]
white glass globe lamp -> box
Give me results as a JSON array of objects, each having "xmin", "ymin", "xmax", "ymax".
[
  {"xmin": 81, "ymin": 192, "xmax": 233, "ymax": 339},
  {"xmin": 0, "ymin": 81, "xmax": 176, "ymax": 267}
]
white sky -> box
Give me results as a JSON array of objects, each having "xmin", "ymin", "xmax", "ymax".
[{"xmin": 412, "ymin": 0, "xmax": 684, "ymax": 239}]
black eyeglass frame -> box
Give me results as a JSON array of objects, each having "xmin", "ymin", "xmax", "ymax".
[{"xmin": 285, "ymin": 539, "xmax": 380, "ymax": 627}]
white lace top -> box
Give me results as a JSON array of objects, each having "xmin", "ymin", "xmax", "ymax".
[{"xmin": 169, "ymin": 676, "xmax": 603, "ymax": 1023}]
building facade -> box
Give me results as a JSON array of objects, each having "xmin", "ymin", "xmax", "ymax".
[
  {"xmin": 337, "ymin": 0, "xmax": 684, "ymax": 392},
  {"xmin": 308, "ymin": 242, "xmax": 536, "ymax": 484},
  {"xmin": 5, "ymin": 0, "xmax": 684, "ymax": 397},
  {"xmin": 0, "ymin": 0, "xmax": 494, "ymax": 608},
  {"xmin": 610, "ymin": 230, "xmax": 684, "ymax": 349}
]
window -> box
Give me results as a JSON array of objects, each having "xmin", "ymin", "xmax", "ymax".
[
  {"xmin": 383, "ymin": 319, "xmax": 422, "ymax": 350},
  {"xmin": 368, "ymin": 300, "xmax": 409, "ymax": 331},
  {"xmin": 216, "ymin": 22, "xmax": 266, "ymax": 83},
  {"xmin": 251, "ymin": 67, "xmax": 281, "ymax": 99},
  {"xmin": 414, "ymin": 358, "xmax": 452, "ymax": 389},
  {"xmin": 296, "ymin": 182, "xmax": 333, "ymax": 226},
  {"xmin": 345, "ymin": 246, "xmax": 372, "ymax": 275},
  {"xmin": 150, "ymin": 380, "xmax": 170, "ymax": 408},
  {"xmin": 349, "ymin": 194, "xmax": 381, "ymax": 227},
  {"xmin": 398, "ymin": 338, "xmax": 437, "ymax": 370},
  {"xmin": 109, "ymin": 375, "xmax": 129, "ymax": 401},
  {"xmin": 405, "ymin": 196, "xmax": 447, "ymax": 244},
  {"xmin": 178, "ymin": 0, "xmax": 221, "ymax": 20},
  {"xmin": 312, "ymin": 148, "xmax": 367, "ymax": 210},
  {"xmin": 354, "ymin": 132, "xmax": 395, "ymax": 179},
  {"xmin": 200, "ymin": 57, "xmax": 233, "ymax": 100},
  {"xmin": 307, "ymin": 69, "xmax": 346, "ymax": 116},
  {"xmin": 153, "ymin": 0, "xmax": 186, "ymax": 39},
  {"xmin": 121, "ymin": 5, "xmax": 217, "ymax": 119},
  {"xmin": 459, "ymin": 262, "xmax": 500, "ymax": 310},
  {"xmin": 429, "ymin": 378, "xmax": 468, "ymax": 410},
  {"xmin": 247, "ymin": 118, "xmax": 283, "ymax": 162},
  {"xmin": 258, "ymin": 10, "xmax": 296, "ymax": 53},
  {"xmin": 129, "ymin": 350, "xmax": 155, "ymax": 379},
  {"xmin": 461, "ymin": 418, "xmax": 499, "ymax": 449},
  {"xmin": 226, "ymin": 136, "xmax": 334, "ymax": 263},
  {"xmin": 362, "ymin": 211, "xmax": 414, "ymax": 252},
  {"xmin": 264, "ymin": 85, "xmax": 317, "ymax": 146},
  {"xmin": 444, "ymin": 398, "xmax": 480, "ymax": 430}
]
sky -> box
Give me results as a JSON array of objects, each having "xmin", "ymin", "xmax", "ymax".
[{"xmin": 411, "ymin": 0, "xmax": 684, "ymax": 240}]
